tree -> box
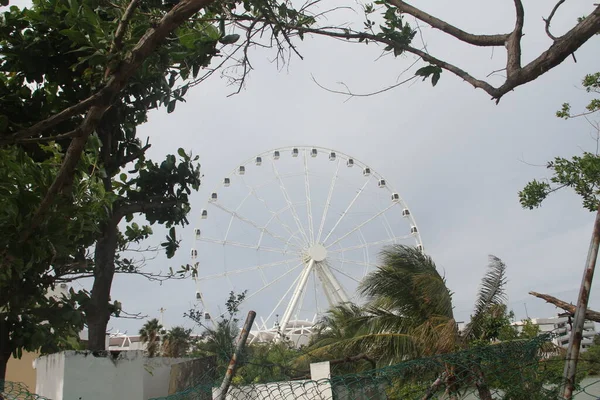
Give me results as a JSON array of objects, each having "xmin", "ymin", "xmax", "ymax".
[
  {"xmin": 307, "ymin": 246, "xmax": 514, "ymax": 399},
  {"xmin": 0, "ymin": 0, "xmax": 319, "ymax": 352},
  {"xmin": 310, "ymin": 247, "xmax": 509, "ymax": 362},
  {"xmin": 162, "ymin": 326, "xmax": 192, "ymax": 358},
  {"xmin": 519, "ymin": 72, "xmax": 600, "ymax": 398},
  {"xmin": 286, "ymin": 2, "xmax": 600, "ymax": 102},
  {"xmin": 0, "ymin": 143, "xmax": 108, "ymax": 382},
  {"xmin": 139, "ymin": 318, "xmax": 164, "ymax": 357}
]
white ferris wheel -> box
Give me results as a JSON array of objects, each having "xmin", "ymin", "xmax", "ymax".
[{"xmin": 191, "ymin": 146, "xmax": 423, "ymax": 343}]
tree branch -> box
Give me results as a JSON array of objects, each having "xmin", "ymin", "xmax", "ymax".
[
  {"xmin": 544, "ymin": 0, "xmax": 567, "ymax": 41},
  {"xmin": 505, "ymin": 0, "xmax": 524, "ymax": 77},
  {"xmin": 499, "ymin": 5, "xmax": 600, "ymax": 97},
  {"xmin": 113, "ymin": 199, "xmax": 180, "ymax": 222},
  {"xmin": 105, "ymin": 0, "xmax": 141, "ymax": 79},
  {"xmin": 19, "ymin": 0, "xmax": 216, "ymax": 243},
  {"xmin": 106, "ymin": 142, "xmax": 151, "ymax": 175},
  {"xmin": 529, "ymin": 291, "xmax": 600, "ymax": 323},
  {"xmin": 111, "ymin": 0, "xmax": 141, "ymax": 54},
  {"xmin": 294, "ymin": 26, "xmax": 500, "ymax": 96},
  {"xmin": 387, "ymin": 0, "xmax": 509, "ymax": 46},
  {"xmin": 287, "ymin": 2, "xmax": 599, "ymax": 102}
]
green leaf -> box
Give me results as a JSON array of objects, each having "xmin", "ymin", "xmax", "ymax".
[
  {"xmin": 219, "ymin": 34, "xmax": 240, "ymax": 45},
  {"xmin": 120, "ymin": 173, "xmax": 127, "ymax": 182},
  {"xmin": 432, "ymin": 72, "xmax": 440, "ymax": 87},
  {"xmin": 59, "ymin": 29, "xmax": 88, "ymax": 45},
  {"xmin": 177, "ymin": 148, "xmax": 187, "ymax": 159},
  {"xmin": 167, "ymin": 100, "xmax": 176, "ymax": 113}
]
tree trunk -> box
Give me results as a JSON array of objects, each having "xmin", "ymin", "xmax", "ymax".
[
  {"xmin": 0, "ymin": 317, "xmax": 11, "ymax": 394},
  {"xmin": 86, "ymin": 217, "xmax": 119, "ymax": 351}
]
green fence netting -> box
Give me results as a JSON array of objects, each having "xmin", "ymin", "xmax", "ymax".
[
  {"xmin": 151, "ymin": 336, "xmax": 600, "ymax": 400},
  {"xmin": 0, "ymin": 380, "xmax": 48, "ymax": 400},
  {"xmin": 4, "ymin": 336, "xmax": 600, "ymax": 399}
]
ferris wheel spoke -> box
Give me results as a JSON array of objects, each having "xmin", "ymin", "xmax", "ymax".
[
  {"xmin": 327, "ymin": 256, "xmax": 373, "ymax": 268},
  {"xmin": 211, "ymin": 201, "xmax": 301, "ymax": 250},
  {"xmin": 316, "ymin": 158, "xmax": 341, "ymax": 243},
  {"xmin": 259, "ymin": 264, "xmax": 306, "ymax": 328},
  {"xmin": 358, "ymin": 229, "xmax": 371, "ymax": 278},
  {"xmin": 239, "ymin": 176, "xmax": 306, "ymax": 249},
  {"xmin": 382, "ymin": 213, "xmax": 396, "ymax": 241},
  {"xmin": 303, "ymin": 149, "xmax": 315, "ymax": 244},
  {"xmin": 327, "ymin": 264, "xmax": 362, "ymax": 284},
  {"xmin": 198, "ymin": 237, "xmax": 301, "ymax": 255},
  {"xmin": 196, "ymin": 258, "xmax": 299, "ymax": 281},
  {"xmin": 329, "ymin": 235, "xmax": 413, "ymax": 254},
  {"xmin": 271, "ymin": 159, "xmax": 310, "ymax": 245},
  {"xmin": 245, "ymin": 262, "xmax": 304, "ymax": 301},
  {"xmin": 322, "ymin": 179, "xmax": 371, "ymax": 244},
  {"xmin": 325, "ymin": 203, "xmax": 396, "ymax": 249}
]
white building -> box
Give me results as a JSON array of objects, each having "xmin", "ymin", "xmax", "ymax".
[{"xmin": 512, "ymin": 316, "xmax": 597, "ymax": 351}]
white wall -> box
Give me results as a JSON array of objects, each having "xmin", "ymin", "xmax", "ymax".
[
  {"xmin": 35, "ymin": 351, "xmax": 188, "ymax": 400},
  {"xmin": 34, "ymin": 352, "xmax": 65, "ymax": 400},
  {"xmin": 64, "ymin": 351, "xmax": 145, "ymax": 400}
]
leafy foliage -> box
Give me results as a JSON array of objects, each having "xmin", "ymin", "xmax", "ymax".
[
  {"xmin": 520, "ymin": 72, "xmax": 600, "ymax": 212},
  {"xmin": 308, "ymin": 246, "xmax": 517, "ymax": 366},
  {"xmin": 0, "ymin": 143, "xmax": 109, "ymax": 378},
  {"xmin": 162, "ymin": 326, "xmax": 193, "ymax": 358},
  {"xmin": 556, "ymin": 72, "xmax": 600, "ymax": 119}
]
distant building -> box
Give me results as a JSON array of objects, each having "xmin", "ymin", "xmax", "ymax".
[{"xmin": 512, "ymin": 316, "xmax": 597, "ymax": 351}]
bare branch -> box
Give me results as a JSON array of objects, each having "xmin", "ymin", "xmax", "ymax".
[
  {"xmin": 499, "ymin": 5, "xmax": 600, "ymax": 97},
  {"xmin": 544, "ymin": 0, "xmax": 567, "ymax": 41},
  {"xmin": 311, "ymin": 73, "xmax": 418, "ymax": 100},
  {"xmin": 115, "ymin": 310, "xmax": 147, "ymax": 319},
  {"xmin": 387, "ymin": 0, "xmax": 509, "ymax": 46},
  {"xmin": 295, "ymin": 26, "xmax": 500, "ymax": 96},
  {"xmin": 529, "ymin": 291, "xmax": 600, "ymax": 323}
]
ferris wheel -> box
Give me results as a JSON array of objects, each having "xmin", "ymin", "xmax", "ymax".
[{"xmin": 191, "ymin": 146, "xmax": 423, "ymax": 341}]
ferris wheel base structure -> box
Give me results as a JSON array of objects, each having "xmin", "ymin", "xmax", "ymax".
[{"xmin": 191, "ymin": 146, "xmax": 424, "ymax": 344}]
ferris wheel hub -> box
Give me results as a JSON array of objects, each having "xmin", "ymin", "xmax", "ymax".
[{"xmin": 307, "ymin": 243, "xmax": 327, "ymax": 262}]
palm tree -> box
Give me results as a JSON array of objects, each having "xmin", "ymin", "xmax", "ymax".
[
  {"xmin": 162, "ymin": 326, "xmax": 192, "ymax": 358},
  {"xmin": 139, "ymin": 318, "xmax": 163, "ymax": 358},
  {"xmin": 307, "ymin": 245, "xmax": 508, "ymax": 399},
  {"xmin": 310, "ymin": 246, "xmax": 508, "ymax": 360}
]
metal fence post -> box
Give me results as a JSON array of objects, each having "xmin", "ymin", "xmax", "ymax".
[{"xmin": 562, "ymin": 204, "xmax": 600, "ymax": 399}]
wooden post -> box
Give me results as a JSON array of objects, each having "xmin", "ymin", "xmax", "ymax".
[
  {"xmin": 562, "ymin": 204, "xmax": 600, "ymax": 399},
  {"xmin": 215, "ymin": 311, "xmax": 256, "ymax": 400}
]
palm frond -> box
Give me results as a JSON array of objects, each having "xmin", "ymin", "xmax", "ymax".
[
  {"xmin": 463, "ymin": 255, "xmax": 508, "ymax": 340},
  {"xmin": 361, "ymin": 245, "xmax": 453, "ymax": 321}
]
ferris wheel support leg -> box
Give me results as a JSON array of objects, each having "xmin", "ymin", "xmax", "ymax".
[
  {"xmin": 314, "ymin": 266, "xmax": 336, "ymax": 308},
  {"xmin": 278, "ymin": 259, "xmax": 315, "ymax": 341},
  {"xmin": 316, "ymin": 263, "xmax": 349, "ymax": 304}
]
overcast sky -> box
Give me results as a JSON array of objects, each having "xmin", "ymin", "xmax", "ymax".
[{"xmin": 7, "ymin": 0, "xmax": 598, "ymax": 335}]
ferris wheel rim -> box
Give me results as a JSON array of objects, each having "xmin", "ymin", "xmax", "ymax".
[{"xmin": 205, "ymin": 145, "xmax": 424, "ymax": 249}]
